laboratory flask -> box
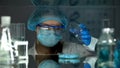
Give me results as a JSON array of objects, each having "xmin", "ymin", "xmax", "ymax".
[{"xmin": 95, "ymin": 28, "xmax": 116, "ymax": 68}]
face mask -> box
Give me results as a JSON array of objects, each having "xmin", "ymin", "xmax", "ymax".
[{"xmin": 37, "ymin": 29, "xmax": 62, "ymax": 47}]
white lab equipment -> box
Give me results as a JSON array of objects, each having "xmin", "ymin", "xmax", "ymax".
[
  {"xmin": 0, "ymin": 16, "xmax": 28, "ymax": 68},
  {"xmin": 0, "ymin": 16, "xmax": 15, "ymax": 68},
  {"xmin": 14, "ymin": 41, "xmax": 28, "ymax": 68}
]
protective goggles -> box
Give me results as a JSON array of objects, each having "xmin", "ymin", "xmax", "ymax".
[
  {"xmin": 36, "ymin": 24, "xmax": 65, "ymax": 35},
  {"xmin": 36, "ymin": 24, "xmax": 64, "ymax": 30}
]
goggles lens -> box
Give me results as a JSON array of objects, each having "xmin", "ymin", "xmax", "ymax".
[
  {"xmin": 37, "ymin": 24, "xmax": 64, "ymax": 35},
  {"xmin": 37, "ymin": 24, "xmax": 64, "ymax": 29}
]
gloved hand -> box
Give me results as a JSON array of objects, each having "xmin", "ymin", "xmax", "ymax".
[
  {"xmin": 69, "ymin": 23, "xmax": 91, "ymax": 46},
  {"xmin": 84, "ymin": 63, "xmax": 91, "ymax": 68}
]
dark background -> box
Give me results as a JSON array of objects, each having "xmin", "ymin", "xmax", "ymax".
[
  {"xmin": 0, "ymin": 0, "xmax": 120, "ymax": 41},
  {"xmin": 0, "ymin": 0, "xmax": 120, "ymax": 68}
]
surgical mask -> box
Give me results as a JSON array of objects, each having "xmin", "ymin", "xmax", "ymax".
[{"xmin": 37, "ymin": 29, "xmax": 62, "ymax": 47}]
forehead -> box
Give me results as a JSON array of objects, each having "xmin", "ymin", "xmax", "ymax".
[{"xmin": 41, "ymin": 20, "xmax": 61, "ymax": 26}]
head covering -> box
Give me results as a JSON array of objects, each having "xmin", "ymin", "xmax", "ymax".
[{"xmin": 27, "ymin": 6, "xmax": 68, "ymax": 31}]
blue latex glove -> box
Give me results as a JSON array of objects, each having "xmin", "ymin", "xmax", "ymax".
[
  {"xmin": 84, "ymin": 63, "xmax": 91, "ymax": 68},
  {"xmin": 69, "ymin": 24, "xmax": 91, "ymax": 45}
]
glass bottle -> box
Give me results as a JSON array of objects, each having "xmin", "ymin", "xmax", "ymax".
[
  {"xmin": 0, "ymin": 16, "xmax": 14, "ymax": 68},
  {"xmin": 95, "ymin": 28, "xmax": 116, "ymax": 68},
  {"xmin": 114, "ymin": 40, "xmax": 120, "ymax": 68}
]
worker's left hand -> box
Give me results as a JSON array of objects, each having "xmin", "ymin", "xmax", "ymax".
[{"xmin": 69, "ymin": 23, "xmax": 91, "ymax": 46}]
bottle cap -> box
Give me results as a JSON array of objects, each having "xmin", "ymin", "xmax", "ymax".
[
  {"xmin": 102, "ymin": 28, "xmax": 114, "ymax": 33},
  {"xmin": 1, "ymin": 16, "xmax": 11, "ymax": 27}
]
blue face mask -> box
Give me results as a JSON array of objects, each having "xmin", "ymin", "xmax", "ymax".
[{"xmin": 37, "ymin": 29, "xmax": 62, "ymax": 47}]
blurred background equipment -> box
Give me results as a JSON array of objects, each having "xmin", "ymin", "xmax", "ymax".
[{"xmin": 10, "ymin": 23, "xmax": 25, "ymax": 41}]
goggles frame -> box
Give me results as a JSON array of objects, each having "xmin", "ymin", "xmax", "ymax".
[
  {"xmin": 36, "ymin": 24, "xmax": 65, "ymax": 35},
  {"xmin": 36, "ymin": 24, "xmax": 65, "ymax": 30}
]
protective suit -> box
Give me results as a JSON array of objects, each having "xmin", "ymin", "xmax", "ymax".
[{"xmin": 28, "ymin": 6, "xmax": 98, "ymax": 68}]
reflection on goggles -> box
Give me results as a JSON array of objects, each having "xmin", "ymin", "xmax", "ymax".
[
  {"xmin": 36, "ymin": 24, "xmax": 65, "ymax": 30},
  {"xmin": 37, "ymin": 24, "xmax": 64, "ymax": 35},
  {"xmin": 37, "ymin": 24, "xmax": 64, "ymax": 34}
]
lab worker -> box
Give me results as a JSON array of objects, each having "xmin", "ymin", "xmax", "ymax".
[{"xmin": 28, "ymin": 7, "xmax": 98, "ymax": 68}]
